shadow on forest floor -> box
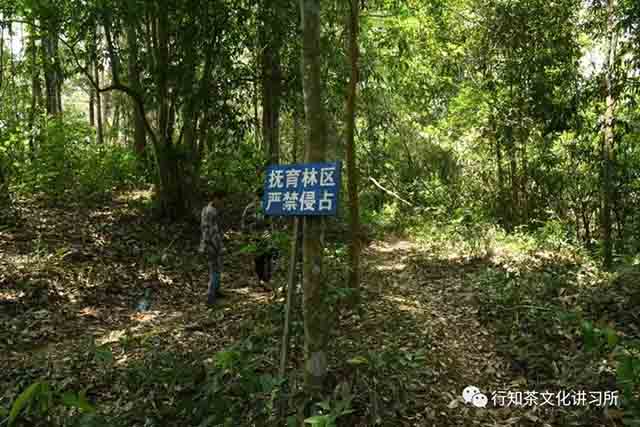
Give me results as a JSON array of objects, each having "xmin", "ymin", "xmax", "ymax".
[{"xmin": 1, "ymin": 192, "xmax": 635, "ymax": 426}]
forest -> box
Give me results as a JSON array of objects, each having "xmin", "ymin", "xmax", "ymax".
[{"xmin": 1, "ymin": 0, "xmax": 640, "ymax": 425}]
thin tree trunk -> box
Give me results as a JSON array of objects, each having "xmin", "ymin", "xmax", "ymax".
[
  {"xmin": 0, "ymin": 23, "xmax": 3, "ymax": 93},
  {"xmin": 89, "ymin": 89, "xmax": 95, "ymax": 126},
  {"xmin": 520, "ymin": 126, "xmax": 529, "ymax": 225},
  {"xmin": 28, "ymin": 22, "xmax": 40, "ymax": 156},
  {"xmin": 0, "ymin": 21, "xmax": 5, "ymax": 199},
  {"xmin": 582, "ymin": 202, "xmax": 592, "ymax": 246},
  {"xmin": 102, "ymin": 67, "xmax": 112, "ymax": 136},
  {"xmin": 601, "ymin": 0, "xmax": 618, "ymax": 269},
  {"xmin": 260, "ymin": 2, "xmax": 282, "ymax": 166},
  {"xmin": 345, "ymin": 0, "xmax": 361, "ymax": 304},
  {"xmin": 507, "ymin": 124, "xmax": 518, "ymax": 227},
  {"xmin": 494, "ymin": 118, "xmax": 507, "ymax": 228},
  {"xmin": 292, "ymin": 109, "xmax": 301, "ymax": 162},
  {"xmin": 112, "ymin": 101, "xmax": 121, "ymax": 142},
  {"xmin": 94, "ymin": 29, "xmax": 104, "ymax": 144},
  {"xmin": 42, "ymin": 27, "xmax": 59, "ymax": 116},
  {"xmin": 300, "ymin": 0, "xmax": 329, "ymax": 395},
  {"xmin": 126, "ymin": 9, "xmax": 145, "ymax": 157}
]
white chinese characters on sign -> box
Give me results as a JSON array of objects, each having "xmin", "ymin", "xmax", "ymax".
[
  {"xmin": 283, "ymin": 192, "xmax": 298, "ymax": 211},
  {"xmin": 319, "ymin": 191, "xmax": 334, "ymax": 211},
  {"xmin": 285, "ymin": 169, "xmax": 301, "ymax": 188},
  {"xmin": 266, "ymin": 192, "xmax": 282, "ymax": 210},
  {"xmin": 320, "ymin": 167, "xmax": 336, "ymax": 186},
  {"xmin": 263, "ymin": 162, "xmax": 341, "ymax": 216},
  {"xmin": 302, "ymin": 168, "xmax": 318, "ymax": 187},
  {"xmin": 299, "ymin": 191, "xmax": 316, "ymax": 211},
  {"xmin": 269, "ymin": 170, "xmax": 285, "ymax": 189}
]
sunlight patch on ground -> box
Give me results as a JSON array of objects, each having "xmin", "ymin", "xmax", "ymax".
[
  {"xmin": 131, "ymin": 311, "xmax": 161, "ymax": 323},
  {"xmin": 375, "ymin": 262, "xmax": 407, "ymax": 272},
  {"xmin": 383, "ymin": 294, "xmax": 422, "ymax": 313},
  {"xmin": 0, "ymin": 290, "xmax": 19, "ymax": 301},
  {"xmin": 79, "ymin": 306, "xmax": 100, "ymax": 318},
  {"xmin": 98, "ymin": 328, "xmax": 127, "ymax": 345},
  {"xmin": 115, "ymin": 188, "xmax": 153, "ymax": 203}
]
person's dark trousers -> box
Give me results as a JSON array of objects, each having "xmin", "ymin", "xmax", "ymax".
[
  {"xmin": 255, "ymin": 250, "xmax": 274, "ymax": 283},
  {"xmin": 207, "ymin": 259, "xmax": 221, "ymax": 304}
]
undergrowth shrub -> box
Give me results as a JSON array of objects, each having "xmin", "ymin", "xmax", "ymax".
[{"xmin": 5, "ymin": 114, "xmax": 144, "ymax": 202}]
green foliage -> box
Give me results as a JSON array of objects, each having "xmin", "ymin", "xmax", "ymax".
[
  {"xmin": 462, "ymin": 230, "xmax": 640, "ymax": 423},
  {"xmin": 304, "ymin": 397, "xmax": 354, "ymax": 427},
  {"xmin": 176, "ymin": 338, "xmax": 285, "ymax": 426},
  {"xmin": 200, "ymin": 137, "xmax": 262, "ymax": 196},
  {"xmin": 3, "ymin": 114, "xmax": 144, "ymax": 202},
  {"xmin": 4, "ymin": 381, "xmax": 101, "ymax": 427}
]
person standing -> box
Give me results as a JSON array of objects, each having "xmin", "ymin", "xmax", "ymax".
[
  {"xmin": 199, "ymin": 191, "xmax": 226, "ymax": 305},
  {"xmin": 242, "ymin": 188, "xmax": 276, "ymax": 290}
]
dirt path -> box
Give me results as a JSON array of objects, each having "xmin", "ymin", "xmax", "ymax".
[{"xmin": 354, "ymin": 236, "xmax": 538, "ymax": 426}]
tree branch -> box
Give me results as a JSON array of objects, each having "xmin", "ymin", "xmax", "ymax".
[
  {"xmin": 368, "ymin": 176, "xmax": 414, "ymax": 206},
  {"xmin": 1, "ymin": 17, "xmax": 159, "ymax": 148}
]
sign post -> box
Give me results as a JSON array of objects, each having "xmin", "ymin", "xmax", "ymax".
[{"xmin": 270, "ymin": 161, "xmax": 341, "ymax": 417}]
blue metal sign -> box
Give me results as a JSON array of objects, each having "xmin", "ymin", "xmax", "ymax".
[{"xmin": 263, "ymin": 161, "xmax": 342, "ymax": 216}]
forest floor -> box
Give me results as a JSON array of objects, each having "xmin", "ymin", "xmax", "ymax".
[{"xmin": 0, "ymin": 190, "xmax": 634, "ymax": 426}]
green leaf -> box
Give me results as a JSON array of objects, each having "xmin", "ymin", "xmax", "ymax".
[
  {"xmin": 617, "ymin": 355, "xmax": 635, "ymax": 383},
  {"xmin": 62, "ymin": 392, "xmax": 79, "ymax": 407},
  {"xmin": 95, "ymin": 345, "xmax": 114, "ymax": 364},
  {"xmin": 76, "ymin": 391, "xmax": 96, "ymax": 413},
  {"xmin": 606, "ymin": 328, "xmax": 619, "ymax": 348},
  {"xmin": 304, "ymin": 415, "xmax": 328, "ymax": 426},
  {"xmin": 582, "ymin": 321, "xmax": 596, "ymax": 352},
  {"xmin": 347, "ymin": 356, "xmax": 369, "ymax": 366},
  {"xmin": 9, "ymin": 382, "xmax": 42, "ymax": 425}
]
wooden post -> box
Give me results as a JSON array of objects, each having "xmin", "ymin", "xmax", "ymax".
[{"xmin": 278, "ymin": 216, "xmax": 301, "ymax": 419}]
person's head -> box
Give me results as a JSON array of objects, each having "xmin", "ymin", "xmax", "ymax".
[
  {"xmin": 210, "ymin": 189, "xmax": 226, "ymax": 208},
  {"xmin": 255, "ymin": 187, "xmax": 264, "ymax": 203}
]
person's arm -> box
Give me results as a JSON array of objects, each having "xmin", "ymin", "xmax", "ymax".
[
  {"xmin": 199, "ymin": 208, "xmax": 208, "ymax": 253},
  {"xmin": 241, "ymin": 203, "xmax": 254, "ymax": 232},
  {"xmin": 212, "ymin": 224, "xmax": 224, "ymax": 254}
]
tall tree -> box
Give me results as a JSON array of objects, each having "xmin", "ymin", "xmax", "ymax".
[
  {"xmin": 125, "ymin": 0, "xmax": 145, "ymax": 157},
  {"xmin": 260, "ymin": 0, "xmax": 282, "ymax": 166},
  {"xmin": 93, "ymin": 25, "xmax": 103, "ymax": 144},
  {"xmin": 601, "ymin": 0, "xmax": 620, "ymax": 268},
  {"xmin": 345, "ymin": 0, "xmax": 361, "ymax": 304},
  {"xmin": 300, "ymin": 0, "xmax": 329, "ymax": 394},
  {"xmin": 40, "ymin": 6, "xmax": 62, "ymax": 116}
]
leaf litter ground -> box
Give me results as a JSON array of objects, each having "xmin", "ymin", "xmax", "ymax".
[{"xmin": 0, "ymin": 192, "xmax": 632, "ymax": 426}]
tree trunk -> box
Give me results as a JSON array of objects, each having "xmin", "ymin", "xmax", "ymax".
[
  {"xmin": 126, "ymin": 11, "xmax": 146, "ymax": 157},
  {"xmin": 601, "ymin": 0, "xmax": 618, "ymax": 269},
  {"xmin": 41, "ymin": 24, "xmax": 61, "ymax": 116},
  {"xmin": 300, "ymin": 0, "xmax": 329, "ymax": 395},
  {"xmin": 506, "ymin": 124, "xmax": 519, "ymax": 227},
  {"xmin": 494, "ymin": 118, "xmax": 507, "ymax": 228},
  {"xmin": 148, "ymin": 0, "xmax": 195, "ymax": 219},
  {"xmin": 28, "ymin": 21, "xmax": 41, "ymax": 156},
  {"xmin": 292, "ymin": 109, "xmax": 302, "ymax": 162},
  {"xmin": 520, "ymin": 126, "xmax": 529, "ymax": 225},
  {"xmin": 582, "ymin": 202, "xmax": 592, "ymax": 246},
  {"xmin": 103, "ymin": 68, "xmax": 112, "ymax": 136},
  {"xmin": 345, "ymin": 0, "xmax": 361, "ymax": 305},
  {"xmin": 94, "ymin": 27, "xmax": 104, "ymax": 144},
  {"xmin": 112, "ymin": 101, "xmax": 121, "ymax": 142},
  {"xmin": 260, "ymin": 2, "xmax": 282, "ymax": 166},
  {"xmin": 89, "ymin": 89, "xmax": 95, "ymax": 126}
]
